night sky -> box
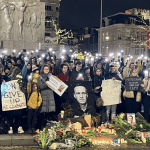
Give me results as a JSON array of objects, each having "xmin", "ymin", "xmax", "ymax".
[{"xmin": 59, "ymin": 0, "xmax": 150, "ymax": 30}]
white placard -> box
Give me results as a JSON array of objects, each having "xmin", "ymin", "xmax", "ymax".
[
  {"xmin": 101, "ymin": 79, "xmax": 122, "ymax": 106},
  {"xmin": 1, "ymin": 80, "xmax": 26, "ymax": 111},
  {"xmin": 46, "ymin": 75, "xmax": 68, "ymax": 96}
]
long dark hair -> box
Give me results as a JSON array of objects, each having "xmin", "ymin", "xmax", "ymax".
[
  {"xmin": 28, "ymin": 83, "xmax": 40, "ymax": 100},
  {"xmin": 40, "ymin": 64, "xmax": 50, "ymax": 74}
]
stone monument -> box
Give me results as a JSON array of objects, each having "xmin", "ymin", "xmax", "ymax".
[{"xmin": 0, "ymin": 0, "xmax": 45, "ymax": 52}]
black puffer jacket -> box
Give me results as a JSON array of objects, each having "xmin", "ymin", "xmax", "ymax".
[
  {"xmin": 105, "ymin": 72, "xmax": 122, "ymax": 81},
  {"xmin": 70, "ymin": 68, "xmax": 83, "ymax": 81},
  {"xmin": 92, "ymin": 75, "xmax": 104, "ymax": 96}
]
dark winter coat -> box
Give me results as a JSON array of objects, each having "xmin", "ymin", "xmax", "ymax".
[
  {"xmin": 92, "ymin": 75, "xmax": 104, "ymax": 96},
  {"xmin": 84, "ymin": 73, "xmax": 92, "ymax": 81},
  {"xmin": 105, "ymin": 72, "xmax": 122, "ymax": 81},
  {"xmin": 70, "ymin": 68, "xmax": 83, "ymax": 81},
  {"xmin": 37, "ymin": 73, "xmax": 55, "ymax": 113},
  {"xmin": 72, "ymin": 102, "xmax": 97, "ymax": 117}
]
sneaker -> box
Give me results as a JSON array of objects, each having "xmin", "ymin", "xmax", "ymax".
[
  {"xmin": 27, "ymin": 129, "xmax": 32, "ymax": 134},
  {"xmin": 8, "ymin": 127, "xmax": 13, "ymax": 134},
  {"xmin": 18, "ymin": 126, "xmax": 24, "ymax": 134}
]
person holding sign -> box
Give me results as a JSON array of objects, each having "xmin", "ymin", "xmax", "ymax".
[
  {"xmin": 104, "ymin": 65, "xmax": 122, "ymax": 122},
  {"xmin": 141, "ymin": 70, "xmax": 150, "ymax": 122},
  {"xmin": 37, "ymin": 65, "xmax": 55, "ymax": 128},
  {"xmin": 123, "ymin": 69, "xmax": 143, "ymax": 113}
]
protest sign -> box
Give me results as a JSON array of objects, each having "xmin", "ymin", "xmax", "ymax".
[
  {"xmin": 1, "ymin": 80, "xmax": 26, "ymax": 111},
  {"xmin": 125, "ymin": 77, "xmax": 143, "ymax": 91},
  {"xmin": 101, "ymin": 79, "xmax": 122, "ymax": 106},
  {"xmin": 46, "ymin": 75, "xmax": 68, "ymax": 96}
]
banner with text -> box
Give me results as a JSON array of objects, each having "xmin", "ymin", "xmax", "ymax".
[{"xmin": 1, "ymin": 80, "xmax": 26, "ymax": 111}]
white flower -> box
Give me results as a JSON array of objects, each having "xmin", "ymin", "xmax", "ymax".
[{"xmin": 16, "ymin": 75, "xmax": 23, "ymax": 79}]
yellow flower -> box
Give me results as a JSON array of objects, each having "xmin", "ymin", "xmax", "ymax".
[
  {"xmin": 142, "ymin": 138, "xmax": 146, "ymax": 143},
  {"xmin": 140, "ymin": 124, "xmax": 143, "ymax": 128}
]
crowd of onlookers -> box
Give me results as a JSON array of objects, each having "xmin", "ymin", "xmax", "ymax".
[{"xmin": 0, "ymin": 50, "xmax": 149, "ymax": 134}]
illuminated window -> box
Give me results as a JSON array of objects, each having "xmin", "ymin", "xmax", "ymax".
[{"xmin": 106, "ymin": 36, "xmax": 109, "ymax": 40}]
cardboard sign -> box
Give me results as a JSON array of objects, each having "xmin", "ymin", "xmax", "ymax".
[
  {"xmin": 101, "ymin": 79, "xmax": 122, "ymax": 106},
  {"xmin": 125, "ymin": 77, "xmax": 143, "ymax": 91},
  {"xmin": 1, "ymin": 80, "xmax": 26, "ymax": 111},
  {"xmin": 46, "ymin": 75, "xmax": 68, "ymax": 97}
]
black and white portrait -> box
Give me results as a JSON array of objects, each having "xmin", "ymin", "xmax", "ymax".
[{"xmin": 66, "ymin": 81, "xmax": 96, "ymax": 117}]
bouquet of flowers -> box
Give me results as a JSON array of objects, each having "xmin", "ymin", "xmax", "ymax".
[{"xmin": 35, "ymin": 127, "xmax": 56, "ymax": 149}]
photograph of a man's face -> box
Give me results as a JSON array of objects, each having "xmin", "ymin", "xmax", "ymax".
[
  {"xmin": 66, "ymin": 81, "xmax": 96, "ymax": 117},
  {"xmin": 74, "ymin": 86, "xmax": 88, "ymax": 105}
]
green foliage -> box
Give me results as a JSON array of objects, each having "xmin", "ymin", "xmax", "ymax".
[
  {"xmin": 100, "ymin": 132, "xmax": 114, "ymax": 136},
  {"xmin": 135, "ymin": 118, "xmax": 150, "ymax": 132},
  {"xmin": 61, "ymin": 101, "xmax": 73, "ymax": 119},
  {"xmin": 146, "ymin": 137, "xmax": 150, "ymax": 143},
  {"xmin": 84, "ymin": 130, "xmax": 97, "ymax": 137},
  {"xmin": 110, "ymin": 114, "xmax": 141, "ymax": 143},
  {"xmin": 37, "ymin": 127, "xmax": 56, "ymax": 149},
  {"xmin": 73, "ymin": 138, "xmax": 92, "ymax": 149}
]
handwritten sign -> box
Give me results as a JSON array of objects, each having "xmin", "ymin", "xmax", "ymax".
[
  {"xmin": 101, "ymin": 79, "xmax": 122, "ymax": 106},
  {"xmin": 46, "ymin": 75, "xmax": 68, "ymax": 96},
  {"xmin": 125, "ymin": 77, "xmax": 143, "ymax": 91},
  {"xmin": 1, "ymin": 80, "xmax": 26, "ymax": 111}
]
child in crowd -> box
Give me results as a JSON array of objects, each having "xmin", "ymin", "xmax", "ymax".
[{"xmin": 27, "ymin": 83, "xmax": 42, "ymax": 134}]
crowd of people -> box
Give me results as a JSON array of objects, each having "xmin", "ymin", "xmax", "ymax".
[{"xmin": 0, "ymin": 50, "xmax": 149, "ymax": 134}]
